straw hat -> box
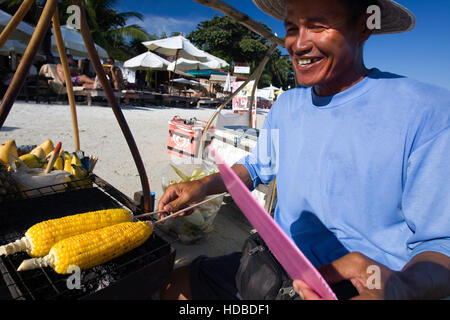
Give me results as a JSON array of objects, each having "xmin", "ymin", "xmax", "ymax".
[{"xmin": 252, "ymin": 0, "xmax": 416, "ymax": 34}]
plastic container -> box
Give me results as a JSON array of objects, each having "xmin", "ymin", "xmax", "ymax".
[
  {"xmin": 160, "ymin": 160, "xmax": 223, "ymax": 244},
  {"xmin": 167, "ymin": 116, "xmax": 212, "ymax": 158}
]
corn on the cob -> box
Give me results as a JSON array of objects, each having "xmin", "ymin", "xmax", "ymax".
[
  {"xmin": 0, "ymin": 209, "xmax": 133, "ymax": 257},
  {"xmin": 18, "ymin": 221, "xmax": 153, "ymax": 274}
]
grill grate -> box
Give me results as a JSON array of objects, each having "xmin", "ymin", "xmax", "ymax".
[{"xmin": 0, "ymin": 183, "xmax": 175, "ymax": 300}]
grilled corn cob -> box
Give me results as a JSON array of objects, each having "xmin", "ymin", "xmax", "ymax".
[
  {"xmin": 0, "ymin": 209, "xmax": 133, "ymax": 257},
  {"xmin": 18, "ymin": 221, "xmax": 153, "ymax": 274}
]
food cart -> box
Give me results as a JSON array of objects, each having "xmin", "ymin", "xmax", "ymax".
[
  {"xmin": 0, "ymin": 0, "xmax": 282, "ymax": 300},
  {"xmin": 0, "ymin": 0, "xmax": 176, "ymax": 300}
]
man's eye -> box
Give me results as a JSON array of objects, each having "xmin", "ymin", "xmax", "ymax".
[
  {"xmin": 286, "ymin": 27, "xmax": 298, "ymax": 33},
  {"xmin": 311, "ymin": 25, "xmax": 326, "ymax": 30}
]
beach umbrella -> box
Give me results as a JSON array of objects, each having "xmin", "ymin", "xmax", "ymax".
[
  {"xmin": 167, "ymin": 57, "xmax": 221, "ymax": 72},
  {"xmin": 0, "ymin": 9, "xmax": 34, "ymax": 43},
  {"xmin": 261, "ymin": 84, "xmax": 280, "ymax": 91},
  {"xmin": 51, "ymin": 25, "xmax": 108, "ymax": 59},
  {"xmin": 142, "ymin": 35, "xmax": 208, "ymax": 61},
  {"xmin": 172, "ymin": 78, "xmax": 201, "ymax": 86},
  {"xmin": 143, "ymin": 35, "xmax": 215, "ymax": 93},
  {"xmin": 223, "ymin": 72, "xmax": 232, "ymax": 92},
  {"xmin": 202, "ymin": 51, "xmax": 229, "ymax": 69},
  {"xmin": 261, "ymin": 84, "xmax": 280, "ymax": 100},
  {"xmin": 168, "ymin": 58, "xmax": 221, "ymax": 94},
  {"xmin": 0, "ymin": 39, "xmax": 29, "ymax": 55},
  {"xmin": 276, "ymin": 88, "xmax": 285, "ymax": 97},
  {"xmin": 124, "ymin": 51, "xmax": 170, "ymax": 70}
]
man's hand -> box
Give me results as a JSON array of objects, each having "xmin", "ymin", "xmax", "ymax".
[
  {"xmin": 158, "ymin": 179, "xmax": 208, "ymax": 217},
  {"xmin": 158, "ymin": 164, "xmax": 252, "ymax": 217},
  {"xmin": 294, "ymin": 251, "xmax": 450, "ymax": 300},
  {"xmin": 293, "ymin": 252, "xmax": 400, "ymax": 300}
]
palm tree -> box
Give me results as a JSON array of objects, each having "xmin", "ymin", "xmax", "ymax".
[
  {"xmin": 0, "ymin": 0, "xmax": 152, "ymax": 61},
  {"xmin": 60, "ymin": 0, "xmax": 153, "ymax": 60}
]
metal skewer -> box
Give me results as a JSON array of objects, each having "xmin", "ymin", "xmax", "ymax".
[{"xmin": 134, "ymin": 192, "xmax": 228, "ymax": 223}]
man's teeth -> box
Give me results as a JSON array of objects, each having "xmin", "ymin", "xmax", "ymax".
[{"xmin": 298, "ymin": 58, "xmax": 321, "ymax": 66}]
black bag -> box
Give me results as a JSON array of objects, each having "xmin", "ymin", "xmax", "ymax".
[{"xmin": 235, "ymin": 232, "xmax": 300, "ymax": 300}]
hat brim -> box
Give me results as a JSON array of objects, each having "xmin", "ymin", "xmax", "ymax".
[{"xmin": 252, "ymin": 0, "xmax": 416, "ymax": 35}]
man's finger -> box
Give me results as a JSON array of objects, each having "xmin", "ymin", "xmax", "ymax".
[
  {"xmin": 293, "ymin": 280, "xmax": 323, "ymax": 300},
  {"xmin": 158, "ymin": 187, "xmax": 179, "ymax": 211},
  {"xmin": 164, "ymin": 194, "xmax": 190, "ymax": 213}
]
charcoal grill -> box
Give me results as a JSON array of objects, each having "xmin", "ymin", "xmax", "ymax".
[
  {"xmin": 0, "ymin": 0, "xmax": 178, "ymax": 300},
  {"xmin": 0, "ymin": 176, "xmax": 176, "ymax": 300}
]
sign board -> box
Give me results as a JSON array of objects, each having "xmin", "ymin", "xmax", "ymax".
[
  {"xmin": 232, "ymin": 81, "xmax": 256, "ymax": 112},
  {"xmin": 234, "ymin": 66, "xmax": 250, "ymax": 74},
  {"xmin": 232, "ymin": 81, "xmax": 257, "ymax": 128}
]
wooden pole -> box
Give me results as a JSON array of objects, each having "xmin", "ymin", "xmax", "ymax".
[
  {"xmin": 52, "ymin": 12, "xmax": 81, "ymax": 151},
  {"xmin": 197, "ymin": 43, "xmax": 277, "ymax": 157},
  {"xmin": 72, "ymin": 0, "xmax": 152, "ymax": 212},
  {"xmin": 170, "ymin": 49, "xmax": 180, "ymax": 94},
  {"xmin": 0, "ymin": 0, "xmax": 34, "ymax": 49},
  {"xmin": 248, "ymin": 61, "xmax": 267, "ymax": 128},
  {"xmin": 0, "ymin": 0, "xmax": 59, "ymax": 129},
  {"xmin": 193, "ymin": 0, "xmax": 284, "ymax": 48}
]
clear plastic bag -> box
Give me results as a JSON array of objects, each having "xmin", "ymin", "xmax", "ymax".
[
  {"xmin": 160, "ymin": 160, "xmax": 223, "ymax": 244},
  {"xmin": 9, "ymin": 154, "xmax": 71, "ymax": 195}
]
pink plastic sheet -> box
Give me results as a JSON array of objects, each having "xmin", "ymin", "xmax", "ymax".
[{"xmin": 209, "ymin": 147, "xmax": 337, "ymax": 300}]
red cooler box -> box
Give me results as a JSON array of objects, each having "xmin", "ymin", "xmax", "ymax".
[{"xmin": 167, "ymin": 116, "xmax": 212, "ymax": 158}]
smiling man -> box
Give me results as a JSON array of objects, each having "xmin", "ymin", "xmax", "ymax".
[{"xmin": 159, "ymin": 0, "xmax": 450, "ymax": 300}]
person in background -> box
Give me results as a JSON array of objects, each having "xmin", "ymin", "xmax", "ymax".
[
  {"xmin": 56, "ymin": 54, "xmax": 95, "ymax": 88},
  {"xmin": 103, "ymin": 58, "xmax": 124, "ymax": 91}
]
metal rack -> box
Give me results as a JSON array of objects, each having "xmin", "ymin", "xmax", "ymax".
[{"xmin": 0, "ymin": 177, "xmax": 175, "ymax": 300}]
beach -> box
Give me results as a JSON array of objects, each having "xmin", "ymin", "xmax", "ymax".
[{"xmin": 0, "ymin": 101, "xmax": 267, "ymax": 267}]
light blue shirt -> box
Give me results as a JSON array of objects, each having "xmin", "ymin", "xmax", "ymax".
[{"xmin": 237, "ymin": 69, "xmax": 450, "ymax": 271}]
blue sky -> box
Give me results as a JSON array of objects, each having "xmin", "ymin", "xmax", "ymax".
[{"xmin": 117, "ymin": 0, "xmax": 450, "ymax": 90}]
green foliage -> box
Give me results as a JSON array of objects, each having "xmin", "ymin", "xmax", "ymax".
[{"xmin": 187, "ymin": 15, "xmax": 295, "ymax": 89}]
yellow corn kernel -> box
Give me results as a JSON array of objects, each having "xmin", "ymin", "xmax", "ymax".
[
  {"xmin": 0, "ymin": 209, "xmax": 133, "ymax": 258},
  {"xmin": 18, "ymin": 222, "xmax": 153, "ymax": 274}
]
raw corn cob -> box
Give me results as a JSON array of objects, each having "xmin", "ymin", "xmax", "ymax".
[
  {"xmin": 0, "ymin": 209, "xmax": 133, "ymax": 257},
  {"xmin": 18, "ymin": 221, "xmax": 153, "ymax": 274}
]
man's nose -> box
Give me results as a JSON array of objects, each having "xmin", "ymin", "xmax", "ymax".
[{"xmin": 292, "ymin": 27, "xmax": 313, "ymax": 55}]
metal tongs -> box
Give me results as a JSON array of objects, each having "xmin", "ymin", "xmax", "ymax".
[{"xmin": 134, "ymin": 192, "xmax": 228, "ymax": 225}]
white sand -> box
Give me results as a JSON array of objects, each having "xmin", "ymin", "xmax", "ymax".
[{"xmin": 1, "ymin": 101, "xmax": 268, "ymax": 267}]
